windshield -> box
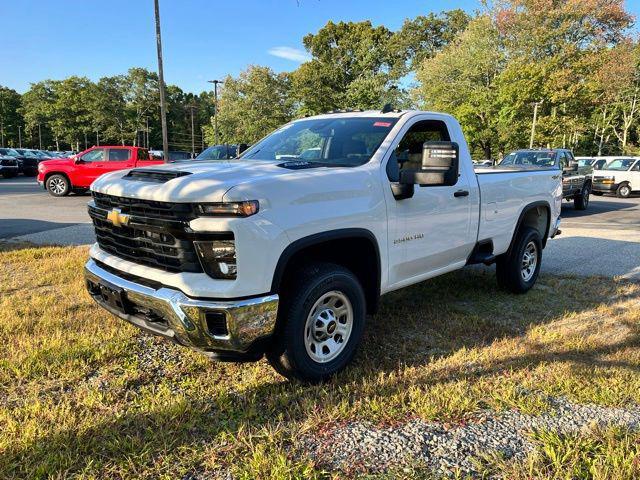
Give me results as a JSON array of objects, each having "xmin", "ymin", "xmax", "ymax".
[
  {"xmin": 500, "ymin": 151, "xmax": 556, "ymax": 167},
  {"xmin": 0, "ymin": 148, "xmax": 20, "ymax": 157},
  {"xmin": 16, "ymin": 149, "xmax": 38, "ymax": 157},
  {"xmin": 577, "ymin": 159, "xmax": 594, "ymax": 167},
  {"xmin": 605, "ymin": 159, "xmax": 635, "ymax": 171},
  {"xmin": 196, "ymin": 145, "xmax": 234, "ymax": 161},
  {"xmin": 241, "ymin": 117, "xmax": 398, "ymax": 167}
]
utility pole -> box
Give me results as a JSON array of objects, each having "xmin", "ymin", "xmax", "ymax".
[
  {"xmin": 208, "ymin": 79, "xmax": 223, "ymax": 145},
  {"xmin": 201, "ymin": 125, "xmax": 205, "ymax": 149},
  {"xmin": 18, "ymin": 125, "xmax": 22, "ymax": 148},
  {"xmin": 529, "ymin": 101, "xmax": 543, "ymax": 149},
  {"xmin": 154, "ymin": 0, "xmax": 169, "ymax": 162},
  {"xmin": 96, "ymin": 129, "xmax": 100, "ymax": 147},
  {"xmin": 189, "ymin": 104, "xmax": 196, "ymax": 158},
  {"xmin": 145, "ymin": 116, "xmax": 149, "ymax": 148},
  {"xmin": 38, "ymin": 123, "xmax": 42, "ymax": 150}
]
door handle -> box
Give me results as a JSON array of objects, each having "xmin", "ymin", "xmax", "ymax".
[{"xmin": 454, "ymin": 190, "xmax": 469, "ymax": 198}]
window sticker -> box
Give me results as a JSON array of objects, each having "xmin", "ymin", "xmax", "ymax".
[{"xmin": 373, "ymin": 121, "xmax": 392, "ymax": 127}]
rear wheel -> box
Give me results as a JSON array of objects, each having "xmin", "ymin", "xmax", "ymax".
[
  {"xmin": 574, "ymin": 183, "xmax": 590, "ymax": 210},
  {"xmin": 23, "ymin": 168, "xmax": 38, "ymax": 177},
  {"xmin": 592, "ymin": 191, "xmax": 604, "ymax": 196},
  {"xmin": 266, "ymin": 263, "xmax": 366, "ymax": 382},
  {"xmin": 616, "ymin": 183, "xmax": 631, "ymax": 198},
  {"xmin": 2, "ymin": 170, "xmax": 17, "ymax": 179},
  {"xmin": 496, "ymin": 226, "xmax": 542, "ymax": 294},
  {"xmin": 46, "ymin": 174, "xmax": 70, "ymax": 197}
]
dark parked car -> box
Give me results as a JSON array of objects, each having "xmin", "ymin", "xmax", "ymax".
[
  {"xmin": 194, "ymin": 144, "xmax": 248, "ymax": 161},
  {"xmin": 0, "ymin": 152, "xmax": 19, "ymax": 178},
  {"xmin": 12, "ymin": 149, "xmax": 45, "ymax": 176},
  {"xmin": 500, "ymin": 148, "xmax": 591, "ymax": 210}
]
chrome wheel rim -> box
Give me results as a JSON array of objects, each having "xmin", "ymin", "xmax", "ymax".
[
  {"xmin": 521, "ymin": 241, "xmax": 538, "ymax": 282},
  {"xmin": 620, "ymin": 186, "xmax": 630, "ymax": 197},
  {"xmin": 50, "ymin": 177, "xmax": 66, "ymax": 194},
  {"xmin": 304, "ymin": 290, "xmax": 353, "ymax": 363}
]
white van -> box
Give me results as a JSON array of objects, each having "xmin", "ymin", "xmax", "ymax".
[{"xmin": 592, "ymin": 157, "xmax": 640, "ymax": 197}]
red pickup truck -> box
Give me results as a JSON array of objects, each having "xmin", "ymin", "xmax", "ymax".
[{"xmin": 37, "ymin": 146, "xmax": 163, "ymax": 196}]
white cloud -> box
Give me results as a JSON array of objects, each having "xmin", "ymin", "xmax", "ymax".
[{"xmin": 267, "ymin": 46, "xmax": 311, "ymax": 63}]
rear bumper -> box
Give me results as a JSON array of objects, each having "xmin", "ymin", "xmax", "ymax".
[{"xmin": 84, "ymin": 258, "xmax": 279, "ymax": 357}]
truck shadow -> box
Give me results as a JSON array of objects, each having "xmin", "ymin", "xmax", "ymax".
[
  {"xmin": 2, "ymin": 261, "xmax": 639, "ymax": 476},
  {"xmin": 561, "ymin": 197, "xmax": 638, "ymax": 218}
]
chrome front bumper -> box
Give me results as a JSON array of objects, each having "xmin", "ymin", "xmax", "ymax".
[{"xmin": 84, "ymin": 259, "xmax": 279, "ymax": 355}]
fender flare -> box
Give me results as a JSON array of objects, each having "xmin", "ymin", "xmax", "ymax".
[
  {"xmin": 506, "ymin": 201, "xmax": 552, "ymax": 254},
  {"xmin": 270, "ymin": 228, "xmax": 381, "ymax": 310}
]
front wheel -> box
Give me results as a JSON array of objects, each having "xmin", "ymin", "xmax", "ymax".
[
  {"xmin": 496, "ymin": 226, "xmax": 542, "ymax": 294},
  {"xmin": 574, "ymin": 183, "xmax": 590, "ymax": 210},
  {"xmin": 616, "ymin": 183, "xmax": 631, "ymax": 198},
  {"xmin": 266, "ymin": 263, "xmax": 366, "ymax": 382},
  {"xmin": 46, "ymin": 174, "xmax": 71, "ymax": 197}
]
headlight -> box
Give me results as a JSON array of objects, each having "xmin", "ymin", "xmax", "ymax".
[
  {"xmin": 194, "ymin": 239, "xmax": 237, "ymax": 279},
  {"xmin": 38, "ymin": 163, "xmax": 45, "ymax": 172},
  {"xmin": 196, "ymin": 201, "xmax": 259, "ymax": 217}
]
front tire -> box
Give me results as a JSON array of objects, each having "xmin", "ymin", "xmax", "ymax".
[
  {"xmin": 266, "ymin": 263, "xmax": 366, "ymax": 382},
  {"xmin": 46, "ymin": 174, "xmax": 71, "ymax": 197},
  {"xmin": 574, "ymin": 183, "xmax": 590, "ymax": 210},
  {"xmin": 496, "ymin": 226, "xmax": 542, "ymax": 294},
  {"xmin": 616, "ymin": 183, "xmax": 631, "ymax": 198}
]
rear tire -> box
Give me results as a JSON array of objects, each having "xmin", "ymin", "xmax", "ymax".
[
  {"xmin": 266, "ymin": 263, "xmax": 366, "ymax": 382},
  {"xmin": 46, "ymin": 174, "xmax": 70, "ymax": 197},
  {"xmin": 496, "ymin": 226, "xmax": 542, "ymax": 294},
  {"xmin": 592, "ymin": 191, "xmax": 604, "ymax": 196},
  {"xmin": 574, "ymin": 183, "xmax": 590, "ymax": 210},
  {"xmin": 616, "ymin": 183, "xmax": 631, "ymax": 198},
  {"xmin": 23, "ymin": 168, "xmax": 38, "ymax": 177},
  {"xmin": 2, "ymin": 171, "xmax": 17, "ymax": 179}
]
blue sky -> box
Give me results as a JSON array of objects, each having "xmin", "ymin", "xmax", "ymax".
[{"xmin": 1, "ymin": 0, "xmax": 638, "ymax": 94}]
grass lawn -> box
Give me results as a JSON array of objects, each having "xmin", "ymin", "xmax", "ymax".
[{"xmin": 0, "ymin": 243, "xmax": 639, "ymax": 479}]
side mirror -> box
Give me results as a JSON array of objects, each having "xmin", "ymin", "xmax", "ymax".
[
  {"xmin": 237, "ymin": 143, "xmax": 249, "ymax": 156},
  {"xmin": 563, "ymin": 161, "xmax": 578, "ymax": 174},
  {"xmin": 400, "ymin": 141, "xmax": 460, "ymax": 187}
]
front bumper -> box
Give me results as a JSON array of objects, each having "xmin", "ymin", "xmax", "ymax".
[
  {"xmin": 84, "ymin": 258, "xmax": 279, "ymax": 357},
  {"xmin": 592, "ymin": 182, "xmax": 617, "ymax": 192}
]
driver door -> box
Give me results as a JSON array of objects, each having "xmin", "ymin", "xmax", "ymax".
[{"xmin": 384, "ymin": 117, "xmax": 477, "ymax": 288}]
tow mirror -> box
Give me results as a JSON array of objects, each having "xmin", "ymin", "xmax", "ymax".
[
  {"xmin": 563, "ymin": 161, "xmax": 578, "ymax": 174},
  {"xmin": 399, "ymin": 141, "xmax": 460, "ymax": 187}
]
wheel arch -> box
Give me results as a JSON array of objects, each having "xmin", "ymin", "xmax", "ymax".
[
  {"xmin": 271, "ymin": 228, "xmax": 381, "ymax": 314},
  {"xmin": 507, "ymin": 201, "xmax": 551, "ymax": 254},
  {"xmin": 44, "ymin": 171, "xmax": 72, "ymax": 186}
]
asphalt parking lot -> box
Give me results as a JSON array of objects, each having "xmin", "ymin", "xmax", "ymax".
[{"xmin": 1, "ymin": 176, "xmax": 639, "ymax": 278}]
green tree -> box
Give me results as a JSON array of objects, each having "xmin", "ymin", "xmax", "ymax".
[
  {"xmin": 206, "ymin": 65, "xmax": 294, "ymax": 145},
  {"xmin": 20, "ymin": 80, "xmax": 56, "ymax": 149},
  {"xmin": 416, "ymin": 16, "xmax": 504, "ymax": 159},
  {"xmin": 291, "ymin": 21, "xmax": 402, "ymax": 114},
  {"xmin": 0, "ymin": 86, "xmax": 23, "ymax": 148}
]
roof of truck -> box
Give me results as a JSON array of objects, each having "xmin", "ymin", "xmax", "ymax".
[{"xmin": 306, "ymin": 109, "xmax": 454, "ymax": 120}]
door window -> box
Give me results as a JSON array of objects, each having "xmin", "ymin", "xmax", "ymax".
[
  {"xmin": 108, "ymin": 148, "xmax": 131, "ymax": 161},
  {"xmin": 387, "ymin": 120, "xmax": 450, "ymax": 182},
  {"xmin": 631, "ymin": 161, "xmax": 640, "ymax": 172},
  {"xmin": 137, "ymin": 149, "xmax": 150, "ymax": 160},
  {"xmin": 558, "ymin": 152, "xmax": 568, "ymax": 170},
  {"xmin": 80, "ymin": 149, "xmax": 106, "ymax": 162}
]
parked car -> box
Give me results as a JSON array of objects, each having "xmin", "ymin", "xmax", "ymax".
[
  {"xmin": 500, "ymin": 149, "xmax": 591, "ymax": 210},
  {"xmin": 575, "ymin": 157, "xmax": 609, "ymax": 173},
  {"xmin": 37, "ymin": 146, "xmax": 162, "ymax": 196},
  {"xmin": 9, "ymin": 149, "xmax": 41, "ymax": 176},
  {"xmin": 0, "ymin": 153, "xmax": 19, "ymax": 178},
  {"xmin": 83, "ymin": 109, "xmax": 561, "ymax": 382},
  {"xmin": 0, "ymin": 148, "xmax": 24, "ymax": 175},
  {"xmin": 592, "ymin": 157, "xmax": 640, "ymax": 198},
  {"xmin": 193, "ymin": 144, "xmax": 243, "ymax": 161},
  {"xmin": 149, "ymin": 150, "xmax": 193, "ymax": 161}
]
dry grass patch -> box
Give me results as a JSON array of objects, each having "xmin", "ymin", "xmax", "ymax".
[{"xmin": 0, "ymin": 243, "xmax": 638, "ymax": 478}]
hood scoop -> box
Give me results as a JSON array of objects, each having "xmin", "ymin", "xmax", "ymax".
[{"xmin": 123, "ymin": 168, "xmax": 192, "ymax": 183}]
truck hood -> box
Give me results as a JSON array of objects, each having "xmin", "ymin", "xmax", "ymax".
[{"xmin": 91, "ymin": 159, "xmax": 328, "ymax": 202}]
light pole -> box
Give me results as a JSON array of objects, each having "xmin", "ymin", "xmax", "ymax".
[
  {"xmin": 154, "ymin": 0, "xmax": 169, "ymax": 162},
  {"xmin": 38, "ymin": 123, "xmax": 42, "ymax": 150},
  {"xmin": 188, "ymin": 104, "xmax": 196, "ymax": 158},
  {"xmin": 208, "ymin": 79, "xmax": 223, "ymax": 145},
  {"xmin": 18, "ymin": 125, "xmax": 22, "ymax": 148},
  {"xmin": 529, "ymin": 101, "xmax": 543, "ymax": 149}
]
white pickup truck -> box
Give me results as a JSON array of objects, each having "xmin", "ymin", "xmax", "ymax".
[{"xmin": 84, "ymin": 110, "xmax": 562, "ymax": 381}]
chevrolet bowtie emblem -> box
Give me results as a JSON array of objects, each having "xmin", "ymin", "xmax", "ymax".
[{"xmin": 106, "ymin": 208, "xmax": 130, "ymax": 227}]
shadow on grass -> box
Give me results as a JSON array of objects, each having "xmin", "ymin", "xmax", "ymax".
[{"xmin": 2, "ymin": 261, "xmax": 639, "ymax": 476}]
